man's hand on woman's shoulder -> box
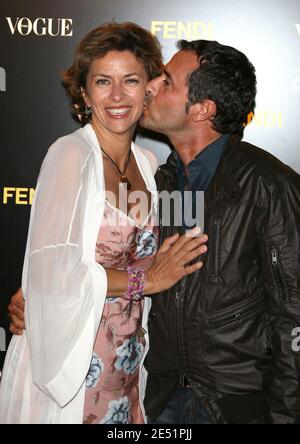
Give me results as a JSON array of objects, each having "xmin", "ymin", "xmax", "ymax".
[{"xmin": 8, "ymin": 287, "xmax": 25, "ymax": 335}]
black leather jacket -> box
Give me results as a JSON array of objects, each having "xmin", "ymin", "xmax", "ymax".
[{"xmin": 144, "ymin": 134, "xmax": 300, "ymax": 423}]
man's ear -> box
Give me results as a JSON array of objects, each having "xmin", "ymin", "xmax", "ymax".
[
  {"xmin": 81, "ymin": 87, "xmax": 90, "ymax": 107},
  {"xmin": 189, "ymin": 99, "xmax": 216, "ymax": 123}
]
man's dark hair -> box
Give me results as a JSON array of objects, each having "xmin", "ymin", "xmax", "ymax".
[{"xmin": 177, "ymin": 40, "xmax": 256, "ymax": 135}]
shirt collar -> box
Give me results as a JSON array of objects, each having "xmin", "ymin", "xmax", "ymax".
[{"xmin": 176, "ymin": 133, "xmax": 230, "ymax": 191}]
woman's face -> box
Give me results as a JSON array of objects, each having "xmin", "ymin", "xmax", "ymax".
[{"xmin": 82, "ymin": 50, "xmax": 148, "ymax": 138}]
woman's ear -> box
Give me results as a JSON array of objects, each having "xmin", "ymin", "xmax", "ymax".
[
  {"xmin": 189, "ymin": 99, "xmax": 217, "ymax": 123},
  {"xmin": 81, "ymin": 87, "xmax": 90, "ymax": 107}
]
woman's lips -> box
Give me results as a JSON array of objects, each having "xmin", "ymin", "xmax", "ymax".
[{"xmin": 106, "ymin": 107, "xmax": 131, "ymax": 118}]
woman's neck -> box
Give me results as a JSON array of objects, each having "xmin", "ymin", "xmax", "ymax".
[{"xmin": 91, "ymin": 120, "xmax": 134, "ymax": 166}]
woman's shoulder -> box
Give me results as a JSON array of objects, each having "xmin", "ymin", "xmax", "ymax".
[
  {"xmin": 45, "ymin": 126, "xmax": 94, "ymax": 167},
  {"xmin": 133, "ymin": 144, "xmax": 158, "ymax": 175}
]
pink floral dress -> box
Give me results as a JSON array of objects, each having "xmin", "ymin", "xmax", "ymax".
[{"xmin": 83, "ymin": 200, "xmax": 158, "ymax": 424}]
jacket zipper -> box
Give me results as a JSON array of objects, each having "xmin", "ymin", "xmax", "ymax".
[
  {"xmin": 161, "ymin": 205, "xmax": 187, "ymax": 378},
  {"xmin": 271, "ymin": 248, "xmax": 288, "ymax": 302},
  {"xmin": 179, "ymin": 372, "xmax": 185, "ymax": 387},
  {"xmin": 208, "ymin": 296, "xmax": 267, "ymax": 328},
  {"xmin": 209, "ymin": 218, "xmax": 222, "ymax": 282},
  {"xmin": 176, "ymin": 277, "xmax": 188, "ymax": 383}
]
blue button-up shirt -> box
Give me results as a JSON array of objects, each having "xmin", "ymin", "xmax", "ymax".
[{"xmin": 176, "ymin": 134, "xmax": 230, "ymax": 229}]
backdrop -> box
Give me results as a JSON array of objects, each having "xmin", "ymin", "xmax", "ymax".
[{"xmin": 1, "ymin": 0, "xmax": 300, "ymax": 368}]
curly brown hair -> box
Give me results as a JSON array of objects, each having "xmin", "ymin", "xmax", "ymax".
[{"xmin": 62, "ymin": 22, "xmax": 163, "ymax": 125}]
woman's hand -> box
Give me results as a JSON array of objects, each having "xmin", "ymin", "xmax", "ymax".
[
  {"xmin": 145, "ymin": 227, "xmax": 208, "ymax": 294},
  {"xmin": 8, "ymin": 287, "xmax": 25, "ymax": 335}
]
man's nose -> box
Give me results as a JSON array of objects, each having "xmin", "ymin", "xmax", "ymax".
[{"xmin": 146, "ymin": 75, "xmax": 162, "ymax": 96}]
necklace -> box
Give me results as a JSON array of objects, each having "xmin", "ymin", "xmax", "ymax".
[{"xmin": 101, "ymin": 146, "xmax": 132, "ymax": 190}]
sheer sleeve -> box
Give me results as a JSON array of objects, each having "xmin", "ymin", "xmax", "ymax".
[
  {"xmin": 139, "ymin": 147, "xmax": 158, "ymax": 175},
  {"xmin": 22, "ymin": 135, "xmax": 107, "ymax": 408}
]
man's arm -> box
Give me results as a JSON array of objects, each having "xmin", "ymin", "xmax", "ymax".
[
  {"xmin": 256, "ymin": 168, "xmax": 300, "ymax": 423},
  {"xmin": 8, "ymin": 230, "xmax": 208, "ymax": 336}
]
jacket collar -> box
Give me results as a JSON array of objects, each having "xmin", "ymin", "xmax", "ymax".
[
  {"xmin": 158, "ymin": 133, "xmax": 243, "ymax": 201},
  {"xmin": 209, "ymin": 133, "xmax": 243, "ymax": 202}
]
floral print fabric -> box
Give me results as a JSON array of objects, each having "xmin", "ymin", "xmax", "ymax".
[{"xmin": 83, "ymin": 201, "xmax": 158, "ymax": 424}]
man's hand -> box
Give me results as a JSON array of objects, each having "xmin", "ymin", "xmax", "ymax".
[{"xmin": 8, "ymin": 287, "xmax": 25, "ymax": 335}]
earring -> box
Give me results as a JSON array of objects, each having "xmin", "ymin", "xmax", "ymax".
[
  {"xmin": 144, "ymin": 91, "xmax": 152, "ymax": 103},
  {"xmin": 85, "ymin": 106, "xmax": 92, "ymax": 116}
]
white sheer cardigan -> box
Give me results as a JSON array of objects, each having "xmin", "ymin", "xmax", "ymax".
[{"xmin": 0, "ymin": 123, "xmax": 158, "ymax": 423}]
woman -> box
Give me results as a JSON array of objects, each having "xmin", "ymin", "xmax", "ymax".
[{"xmin": 0, "ymin": 22, "xmax": 207, "ymax": 424}]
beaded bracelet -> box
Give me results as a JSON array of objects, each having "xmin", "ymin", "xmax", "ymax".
[{"xmin": 124, "ymin": 266, "xmax": 145, "ymax": 302}]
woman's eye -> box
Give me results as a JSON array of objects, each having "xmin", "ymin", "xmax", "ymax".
[
  {"xmin": 96, "ymin": 79, "xmax": 109, "ymax": 85},
  {"xmin": 125, "ymin": 78, "xmax": 139, "ymax": 84}
]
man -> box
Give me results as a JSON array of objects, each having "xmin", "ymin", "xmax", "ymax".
[
  {"xmin": 8, "ymin": 40, "xmax": 300, "ymax": 424},
  {"xmin": 139, "ymin": 39, "xmax": 300, "ymax": 424}
]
